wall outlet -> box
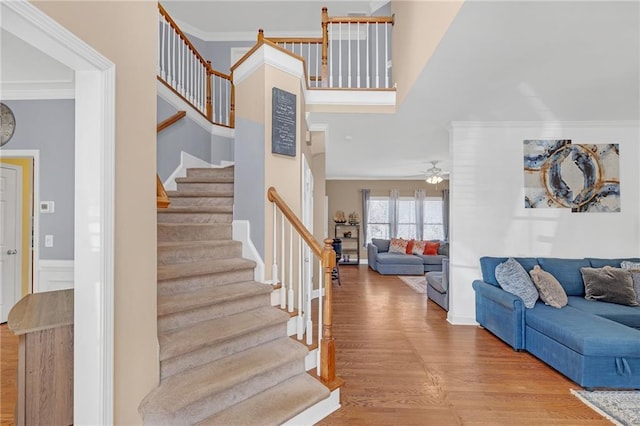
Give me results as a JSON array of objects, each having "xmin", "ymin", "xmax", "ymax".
[
  {"xmin": 40, "ymin": 201, "xmax": 55, "ymax": 213},
  {"xmin": 45, "ymin": 235, "xmax": 54, "ymax": 247}
]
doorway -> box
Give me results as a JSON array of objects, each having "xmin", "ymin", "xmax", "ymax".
[{"xmin": 0, "ymin": 163, "xmax": 22, "ymax": 322}]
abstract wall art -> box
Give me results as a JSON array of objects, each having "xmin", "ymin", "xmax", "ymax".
[{"xmin": 523, "ymin": 140, "xmax": 620, "ymax": 212}]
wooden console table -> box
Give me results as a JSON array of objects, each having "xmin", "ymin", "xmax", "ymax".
[{"xmin": 7, "ymin": 289, "xmax": 74, "ymax": 426}]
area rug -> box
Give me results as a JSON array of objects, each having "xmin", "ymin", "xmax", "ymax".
[
  {"xmin": 397, "ymin": 276, "xmax": 426, "ymax": 293},
  {"xmin": 571, "ymin": 389, "xmax": 640, "ymax": 425}
]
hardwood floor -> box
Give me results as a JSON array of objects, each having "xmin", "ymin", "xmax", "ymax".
[
  {"xmin": 0, "ymin": 266, "xmax": 608, "ymax": 425},
  {"xmin": 318, "ymin": 265, "xmax": 609, "ymax": 426}
]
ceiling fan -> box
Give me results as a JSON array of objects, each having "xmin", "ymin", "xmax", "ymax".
[{"xmin": 423, "ymin": 161, "xmax": 447, "ymax": 184}]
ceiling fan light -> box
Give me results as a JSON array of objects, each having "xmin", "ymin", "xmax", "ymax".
[{"xmin": 426, "ymin": 175, "xmax": 443, "ymax": 184}]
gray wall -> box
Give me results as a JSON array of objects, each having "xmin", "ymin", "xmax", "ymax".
[
  {"xmin": 234, "ymin": 117, "xmax": 265, "ymax": 257},
  {"xmin": 157, "ymin": 96, "xmax": 234, "ymax": 181},
  {"xmin": 185, "ymin": 32, "xmax": 254, "ymax": 73},
  {"xmin": 1, "ymin": 99, "xmax": 75, "ymax": 260}
]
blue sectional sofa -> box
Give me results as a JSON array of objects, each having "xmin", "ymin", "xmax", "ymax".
[
  {"xmin": 473, "ymin": 256, "xmax": 640, "ymax": 389},
  {"xmin": 367, "ymin": 238, "xmax": 447, "ymax": 275}
]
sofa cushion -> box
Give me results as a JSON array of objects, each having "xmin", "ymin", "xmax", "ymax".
[
  {"xmin": 588, "ymin": 258, "xmax": 640, "ymax": 268},
  {"xmin": 371, "ymin": 238, "xmax": 390, "ymax": 253},
  {"xmin": 389, "ymin": 238, "xmax": 410, "ymax": 254},
  {"xmin": 425, "ymin": 241, "xmax": 440, "ymax": 255},
  {"xmin": 621, "ymin": 261, "xmax": 640, "ymax": 304},
  {"xmin": 495, "ymin": 258, "xmax": 539, "ymax": 309},
  {"xmin": 525, "ymin": 304, "xmax": 640, "ymax": 357},
  {"xmin": 567, "ymin": 296, "xmax": 640, "ymax": 328},
  {"xmin": 479, "ymin": 257, "xmax": 539, "ymax": 287},
  {"xmin": 537, "ymin": 258, "xmax": 591, "ymax": 296},
  {"xmin": 412, "ymin": 240, "xmax": 426, "ymax": 255},
  {"xmin": 415, "ymin": 254, "xmax": 446, "ymax": 265},
  {"xmin": 580, "ymin": 266, "xmax": 639, "ymax": 307},
  {"xmin": 529, "ymin": 265, "xmax": 568, "ymax": 308},
  {"xmin": 376, "ymin": 252, "xmax": 423, "ymax": 265},
  {"xmin": 438, "ymin": 242, "xmax": 449, "ymax": 257}
]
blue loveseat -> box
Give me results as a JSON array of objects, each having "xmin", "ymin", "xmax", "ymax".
[{"xmin": 473, "ymin": 256, "xmax": 640, "ymax": 389}]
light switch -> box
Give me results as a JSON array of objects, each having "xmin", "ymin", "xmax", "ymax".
[
  {"xmin": 40, "ymin": 201, "xmax": 55, "ymax": 213},
  {"xmin": 45, "ymin": 235, "xmax": 54, "ymax": 247}
]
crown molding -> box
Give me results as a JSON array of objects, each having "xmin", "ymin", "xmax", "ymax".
[{"xmin": 449, "ymin": 120, "xmax": 640, "ymax": 129}]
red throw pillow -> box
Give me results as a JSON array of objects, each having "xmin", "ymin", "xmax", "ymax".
[
  {"xmin": 424, "ymin": 241, "xmax": 440, "ymax": 255},
  {"xmin": 406, "ymin": 239, "xmax": 415, "ymax": 254}
]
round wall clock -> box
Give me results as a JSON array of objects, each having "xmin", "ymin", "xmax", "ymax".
[{"xmin": 1, "ymin": 103, "xmax": 16, "ymax": 147}]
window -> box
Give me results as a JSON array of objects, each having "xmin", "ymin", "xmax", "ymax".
[
  {"xmin": 366, "ymin": 195, "xmax": 443, "ymax": 244},
  {"xmin": 424, "ymin": 197, "xmax": 444, "ymax": 240}
]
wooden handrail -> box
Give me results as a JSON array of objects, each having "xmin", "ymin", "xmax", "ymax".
[
  {"xmin": 156, "ymin": 174, "xmax": 170, "ymax": 208},
  {"xmin": 267, "ymin": 187, "xmax": 337, "ymax": 385},
  {"xmin": 267, "ymin": 187, "xmax": 323, "ymax": 257},
  {"xmin": 158, "ymin": 3, "xmax": 209, "ymax": 69},
  {"xmin": 266, "ymin": 37, "xmax": 323, "ymax": 44},
  {"xmin": 327, "ymin": 16, "xmax": 394, "ymax": 25},
  {"xmin": 157, "ymin": 110, "xmax": 186, "ymax": 133}
]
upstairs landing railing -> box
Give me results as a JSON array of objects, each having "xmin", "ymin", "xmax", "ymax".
[
  {"xmin": 261, "ymin": 7, "xmax": 394, "ymax": 89},
  {"xmin": 267, "ymin": 187, "xmax": 339, "ymax": 386},
  {"xmin": 158, "ymin": 4, "xmax": 234, "ymax": 127}
]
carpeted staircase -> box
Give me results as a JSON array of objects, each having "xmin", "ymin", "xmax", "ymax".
[{"xmin": 139, "ymin": 166, "xmax": 330, "ymax": 425}]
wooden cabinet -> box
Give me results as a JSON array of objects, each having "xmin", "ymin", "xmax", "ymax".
[
  {"xmin": 7, "ymin": 289, "xmax": 74, "ymax": 426},
  {"xmin": 334, "ymin": 223, "xmax": 360, "ymax": 265}
]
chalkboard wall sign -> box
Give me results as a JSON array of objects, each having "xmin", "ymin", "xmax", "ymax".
[{"xmin": 272, "ymin": 87, "xmax": 296, "ymax": 157}]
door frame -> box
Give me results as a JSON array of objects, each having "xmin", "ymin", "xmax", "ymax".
[
  {"xmin": 0, "ymin": 163, "xmax": 22, "ymax": 321},
  {"xmin": 1, "ymin": 151, "xmax": 39, "ymax": 294},
  {"xmin": 1, "ymin": 2, "xmax": 116, "ymax": 424}
]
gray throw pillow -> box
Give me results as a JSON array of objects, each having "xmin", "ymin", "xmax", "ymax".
[
  {"xmin": 529, "ymin": 265, "xmax": 568, "ymax": 308},
  {"xmin": 580, "ymin": 266, "xmax": 639, "ymax": 306},
  {"xmin": 620, "ymin": 261, "xmax": 640, "ymax": 304},
  {"xmin": 495, "ymin": 258, "xmax": 539, "ymax": 308}
]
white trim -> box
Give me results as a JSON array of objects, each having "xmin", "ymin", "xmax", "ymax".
[
  {"xmin": 37, "ymin": 259, "xmax": 74, "ymax": 292},
  {"xmin": 449, "ymin": 120, "xmax": 640, "ymax": 129},
  {"xmin": 1, "ymin": 2, "xmax": 115, "ymax": 424},
  {"xmin": 157, "ymin": 80, "xmax": 235, "ymax": 138},
  {"xmin": 446, "ymin": 314, "xmax": 477, "ymax": 326},
  {"xmin": 0, "ymin": 88, "xmax": 75, "ymax": 100},
  {"xmin": 232, "ymin": 220, "xmax": 266, "ymax": 283},
  {"xmin": 282, "ymin": 388, "xmax": 341, "ymax": 426},
  {"xmin": 233, "ymin": 44, "xmax": 306, "ymax": 88},
  {"xmin": 163, "ymin": 151, "xmax": 213, "ymax": 191},
  {"xmin": 0, "ymin": 150, "xmax": 39, "ymax": 294},
  {"xmin": 306, "ymin": 89, "xmax": 396, "ymax": 106}
]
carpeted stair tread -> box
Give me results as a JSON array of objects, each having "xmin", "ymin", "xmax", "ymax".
[
  {"xmin": 158, "ymin": 281, "xmax": 272, "ymax": 316},
  {"xmin": 175, "ymin": 176, "xmax": 235, "ymax": 183},
  {"xmin": 158, "ymin": 240, "xmax": 241, "ymax": 265},
  {"xmin": 159, "ymin": 306, "xmax": 289, "ymax": 361},
  {"xmin": 140, "ymin": 338, "xmax": 307, "ymax": 422},
  {"xmin": 157, "ymin": 223, "xmax": 232, "ymax": 243},
  {"xmin": 196, "ymin": 373, "xmax": 330, "ymax": 426},
  {"xmin": 167, "ymin": 190, "xmax": 234, "ymax": 198},
  {"xmin": 158, "ymin": 205, "xmax": 233, "ymax": 214},
  {"xmin": 158, "ymin": 257, "xmax": 255, "ymax": 281}
]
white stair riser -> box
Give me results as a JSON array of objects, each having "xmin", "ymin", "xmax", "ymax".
[
  {"xmin": 158, "ymin": 293, "xmax": 271, "ymax": 333},
  {"xmin": 158, "ymin": 269, "xmax": 256, "ymax": 296}
]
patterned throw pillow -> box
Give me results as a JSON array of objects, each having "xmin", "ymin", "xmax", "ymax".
[
  {"xmin": 388, "ymin": 238, "xmax": 409, "ymax": 254},
  {"xmin": 412, "ymin": 240, "xmax": 427, "ymax": 255},
  {"xmin": 529, "ymin": 265, "xmax": 568, "ymax": 308},
  {"xmin": 425, "ymin": 241, "xmax": 440, "ymax": 255},
  {"xmin": 620, "ymin": 261, "xmax": 640, "ymax": 303},
  {"xmin": 581, "ymin": 266, "xmax": 639, "ymax": 306},
  {"xmin": 495, "ymin": 258, "xmax": 539, "ymax": 308}
]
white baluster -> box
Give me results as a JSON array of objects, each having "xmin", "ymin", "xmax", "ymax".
[
  {"xmin": 280, "ymin": 214, "xmax": 286, "ymax": 309},
  {"xmin": 348, "ymin": 22, "xmax": 351, "ymax": 88},
  {"xmin": 329, "ymin": 33, "xmax": 333, "ymax": 87},
  {"xmin": 297, "ymin": 236, "xmax": 304, "ymax": 340},
  {"xmin": 338, "ymin": 24, "xmax": 342, "ymax": 88},
  {"xmin": 272, "ymin": 204, "xmax": 278, "ymax": 286},
  {"xmin": 357, "ymin": 23, "xmax": 361, "ymax": 88},
  {"xmin": 366, "ymin": 22, "xmax": 370, "ymax": 88},
  {"xmin": 178, "ymin": 39, "xmax": 184, "ymax": 94},
  {"xmin": 171, "ymin": 27, "xmax": 176, "ymax": 87},
  {"xmin": 157, "ymin": 15, "xmax": 161, "ymax": 76},
  {"xmin": 375, "ymin": 23, "xmax": 380, "ymax": 89},
  {"xmin": 317, "ymin": 259, "xmax": 323, "ymax": 376},
  {"xmin": 306, "ymin": 245, "xmax": 313, "ymax": 345},
  {"xmin": 307, "ymin": 42, "xmax": 311, "ymax": 87},
  {"xmin": 315, "ymin": 44, "xmax": 319, "ymax": 87},
  {"xmin": 385, "ymin": 23, "xmax": 389, "ymax": 88},
  {"xmin": 218, "ymin": 77, "xmax": 222, "ymax": 124},
  {"xmin": 288, "ymin": 225, "xmax": 294, "ymax": 313}
]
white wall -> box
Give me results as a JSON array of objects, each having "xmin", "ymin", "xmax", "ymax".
[{"xmin": 448, "ymin": 121, "xmax": 640, "ymax": 325}]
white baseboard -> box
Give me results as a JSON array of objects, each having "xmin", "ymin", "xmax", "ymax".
[
  {"xmin": 282, "ymin": 387, "xmax": 341, "ymax": 426},
  {"xmin": 446, "ymin": 314, "xmax": 478, "ymax": 326},
  {"xmin": 37, "ymin": 259, "xmax": 74, "ymax": 292},
  {"xmin": 232, "ymin": 220, "xmax": 265, "ymax": 283}
]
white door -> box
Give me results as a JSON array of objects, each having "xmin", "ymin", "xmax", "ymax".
[
  {"xmin": 0, "ymin": 163, "xmax": 22, "ymax": 323},
  {"xmin": 301, "ymin": 154, "xmax": 314, "ymax": 290}
]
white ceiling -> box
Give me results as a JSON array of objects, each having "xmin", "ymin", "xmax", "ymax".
[{"xmin": 166, "ymin": 0, "xmax": 639, "ymax": 180}]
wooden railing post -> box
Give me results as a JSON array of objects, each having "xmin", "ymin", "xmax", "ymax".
[
  {"xmin": 321, "ymin": 7, "xmax": 329, "ymax": 88},
  {"xmin": 206, "ymin": 61, "xmax": 213, "ymax": 121},
  {"xmin": 230, "ymin": 80, "xmax": 236, "ymax": 128},
  {"xmin": 258, "ymin": 28, "xmax": 264, "ymax": 42},
  {"xmin": 321, "ymin": 238, "xmax": 336, "ymax": 384}
]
